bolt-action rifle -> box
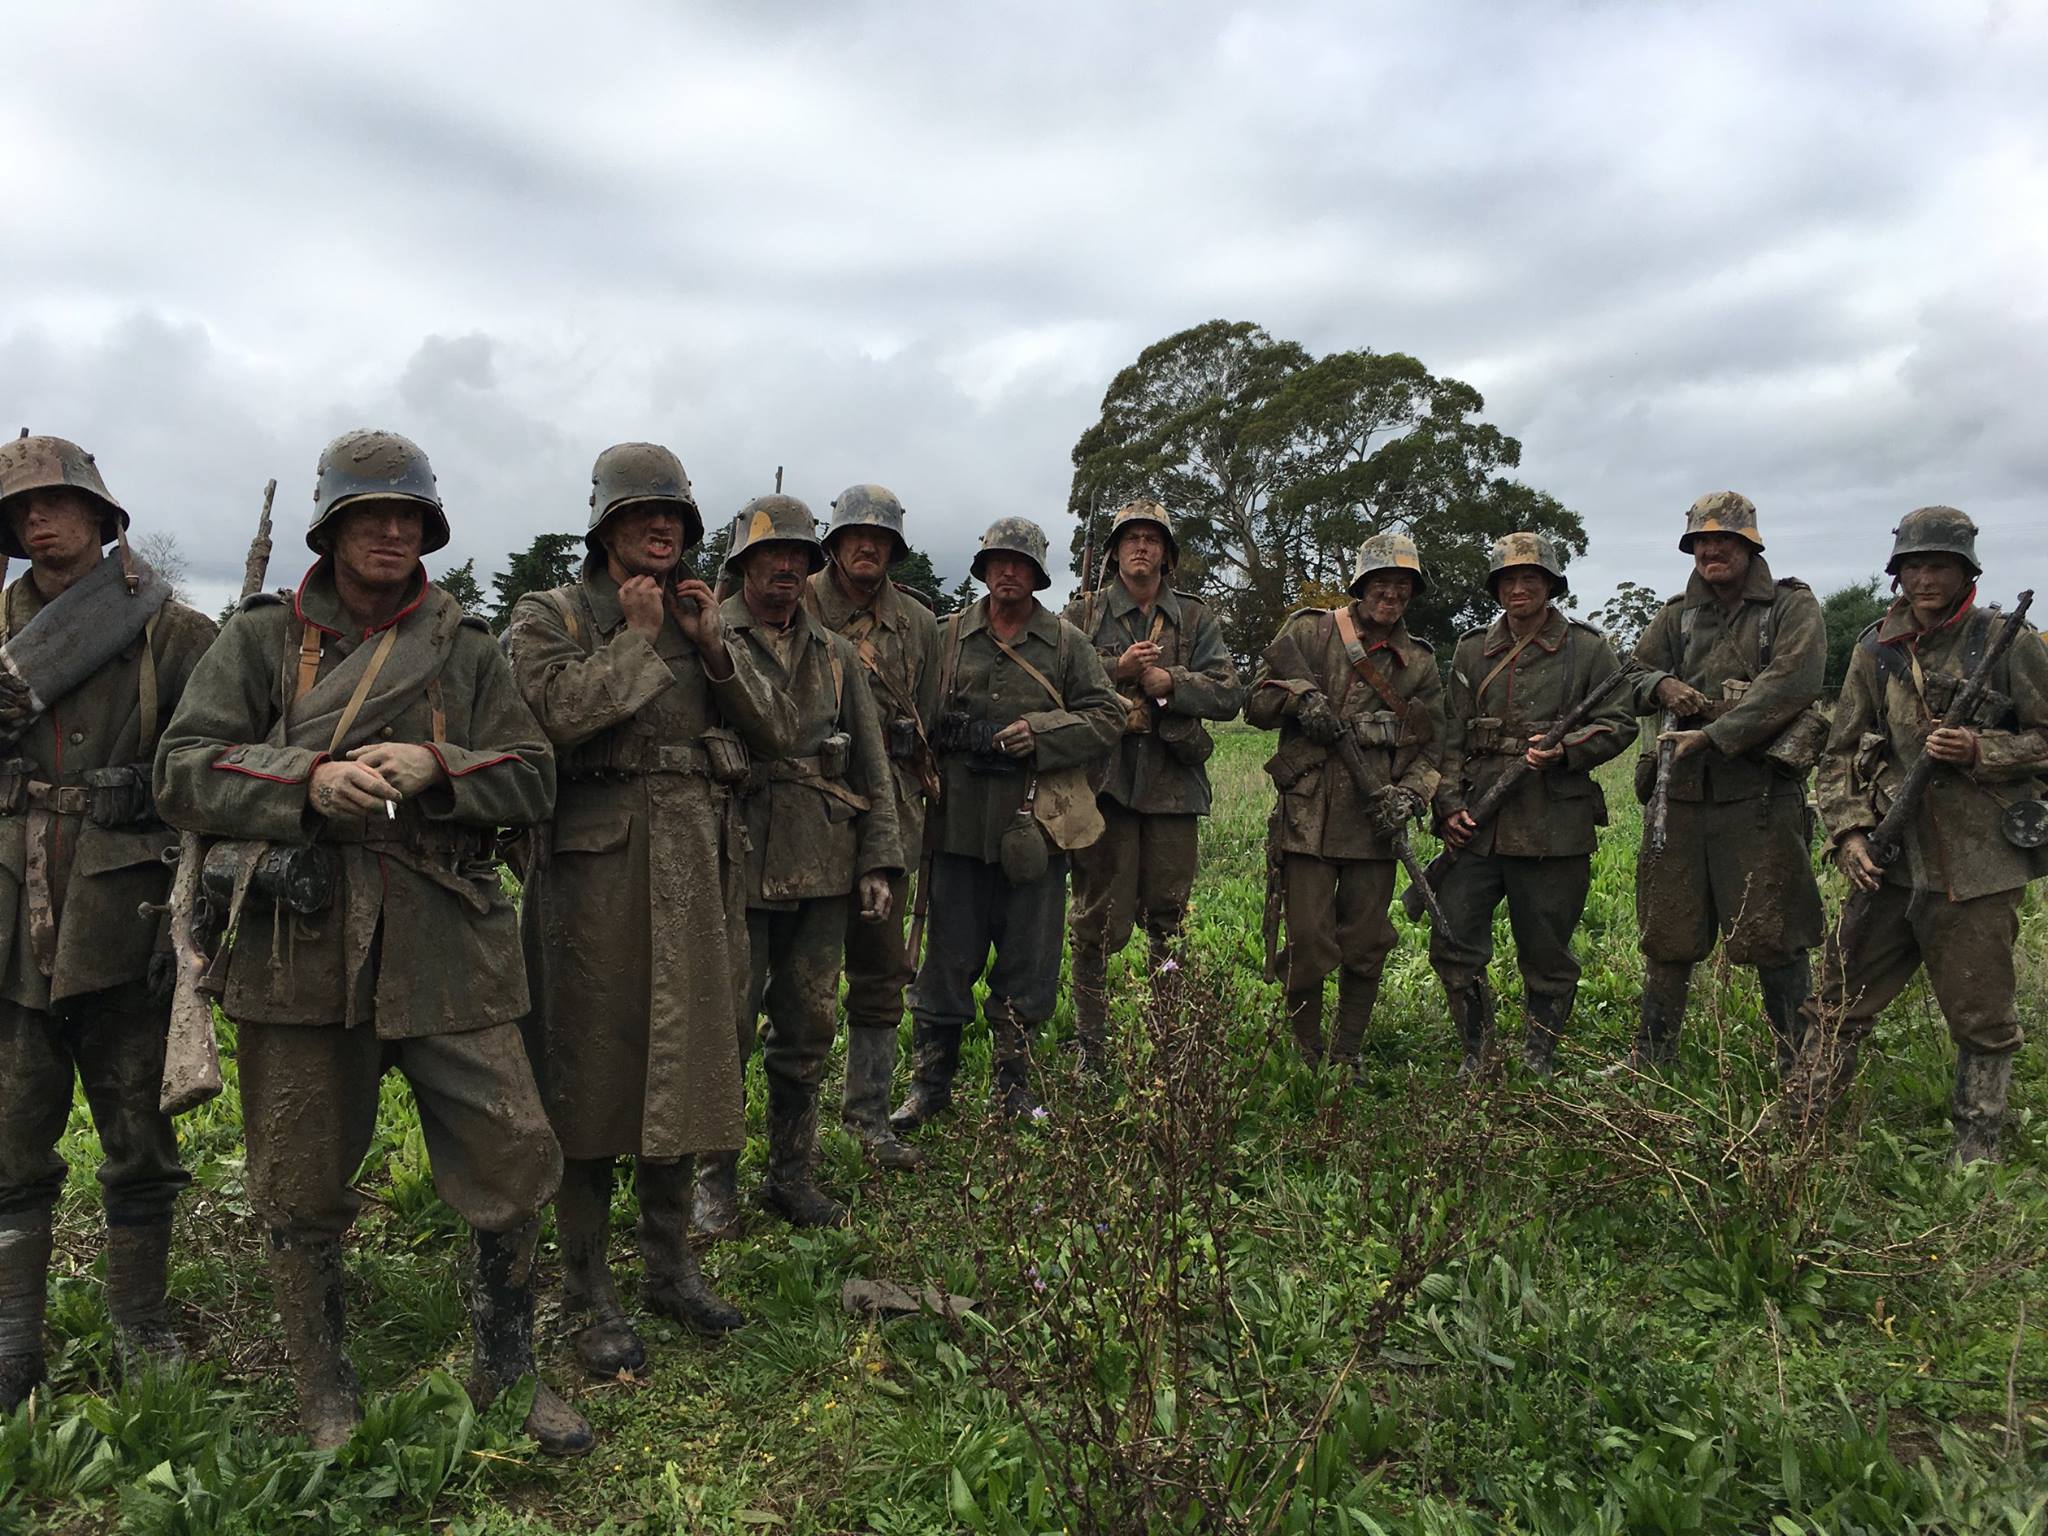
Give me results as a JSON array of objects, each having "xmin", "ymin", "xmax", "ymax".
[{"xmin": 1646, "ymin": 708, "xmax": 1678, "ymax": 857}]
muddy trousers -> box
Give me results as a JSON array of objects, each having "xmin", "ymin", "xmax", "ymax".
[
  {"xmin": 1428, "ymin": 851, "xmax": 1589, "ymax": 1066},
  {"xmin": 1277, "ymin": 854, "xmax": 1397, "ymax": 1062},
  {"xmin": 1068, "ymin": 805, "xmax": 1199, "ymax": 1054},
  {"xmin": 840, "ymin": 873, "xmax": 912, "ymax": 1136}
]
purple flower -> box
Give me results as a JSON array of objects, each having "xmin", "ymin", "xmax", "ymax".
[
  {"xmin": 1030, "ymin": 1105, "xmax": 1050, "ymax": 1122},
  {"xmin": 1157, "ymin": 956, "xmax": 1181, "ymax": 974}
]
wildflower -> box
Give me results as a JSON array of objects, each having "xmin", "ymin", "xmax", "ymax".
[
  {"xmin": 1030, "ymin": 1105, "xmax": 1049, "ymax": 1121},
  {"xmin": 1157, "ymin": 956, "xmax": 1180, "ymax": 974}
]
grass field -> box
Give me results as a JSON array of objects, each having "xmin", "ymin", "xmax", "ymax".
[{"xmin": 7, "ymin": 723, "xmax": 2048, "ymax": 1534}]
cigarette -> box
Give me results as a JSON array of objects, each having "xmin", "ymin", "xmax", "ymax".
[{"xmin": 384, "ymin": 800, "xmax": 396, "ymax": 819}]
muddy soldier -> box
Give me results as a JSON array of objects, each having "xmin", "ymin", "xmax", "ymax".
[
  {"xmin": 0, "ymin": 436, "xmax": 217, "ymax": 1410},
  {"xmin": 1615, "ymin": 493, "xmax": 1827, "ymax": 1075},
  {"xmin": 1785, "ymin": 508, "xmax": 2048, "ymax": 1161},
  {"xmin": 891, "ymin": 518, "xmax": 1122, "ymax": 1126},
  {"xmin": 1430, "ymin": 532, "xmax": 1631, "ymax": 1076},
  {"xmin": 1061, "ymin": 500, "xmax": 1244, "ymax": 1066},
  {"xmin": 507, "ymin": 445, "xmax": 792, "ymax": 1370},
  {"xmin": 1247, "ymin": 533, "xmax": 1445, "ymax": 1066},
  {"xmin": 803, "ymin": 484, "xmax": 939, "ymax": 1172},
  {"xmin": 154, "ymin": 431, "xmax": 588, "ymax": 1454},
  {"xmin": 694, "ymin": 496, "xmax": 900, "ymax": 1237}
]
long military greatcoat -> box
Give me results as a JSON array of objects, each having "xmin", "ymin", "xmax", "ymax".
[{"xmin": 506, "ymin": 563, "xmax": 794, "ymax": 1160}]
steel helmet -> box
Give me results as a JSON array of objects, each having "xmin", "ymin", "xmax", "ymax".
[
  {"xmin": 1487, "ymin": 530, "xmax": 1568, "ymax": 597},
  {"xmin": 1106, "ymin": 498, "xmax": 1177, "ymax": 568},
  {"xmin": 970, "ymin": 517, "xmax": 1052, "ymax": 590},
  {"xmin": 1679, "ymin": 491, "xmax": 1764, "ymax": 553},
  {"xmin": 722, "ymin": 494, "xmax": 826, "ymax": 578},
  {"xmin": 308, "ymin": 429, "xmax": 448, "ymax": 554},
  {"xmin": 1349, "ymin": 531, "xmax": 1428, "ymax": 596},
  {"xmin": 588, "ymin": 442, "xmax": 703, "ymax": 553},
  {"xmin": 1886, "ymin": 505, "xmax": 1981, "ymax": 578},
  {"xmin": 825, "ymin": 484, "xmax": 910, "ymax": 563},
  {"xmin": 0, "ymin": 433, "xmax": 129, "ymax": 560}
]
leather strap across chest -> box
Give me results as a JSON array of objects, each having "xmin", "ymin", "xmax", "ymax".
[{"xmin": 1330, "ymin": 605, "xmax": 1409, "ymax": 721}]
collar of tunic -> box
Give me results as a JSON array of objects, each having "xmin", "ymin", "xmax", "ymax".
[
  {"xmin": 1681, "ymin": 554, "xmax": 1778, "ymax": 612},
  {"xmin": 1875, "ymin": 586, "xmax": 1978, "ymax": 647},
  {"xmin": 958, "ymin": 596, "xmax": 1062, "ymax": 649},
  {"xmin": 1482, "ymin": 605, "xmax": 1566, "ymax": 656},
  {"xmin": 293, "ymin": 558, "xmax": 429, "ymax": 641}
]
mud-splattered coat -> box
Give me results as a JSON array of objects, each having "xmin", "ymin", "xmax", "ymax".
[{"xmin": 505, "ymin": 564, "xmax": 794, "ymax": 1160}]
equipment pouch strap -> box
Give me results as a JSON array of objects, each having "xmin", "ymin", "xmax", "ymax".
[
  {"xmin": 989, "ymin": 633, "xmax": 1065, "ymax": 711},
  {"xmin": 327, "ymin": 624, "xmax": 401, "ymax": 757},
  {"xmin": 1474, "ymin": 630, "xmax": 1537, "ymax": 703},
  {"xmin": 1330, "ymin": 605, "xmax": 1409, "ymax": 721},
  {"xmin": 547, "ymin": 588, "xmax": 584, "ymax": 649},
  {"xmin": 293, "ymin": 624, "xmax": 322, "ymax": 707},
  {"xmin": 138, "ymin": 612, "xmax": 161, "ymax": 755}
]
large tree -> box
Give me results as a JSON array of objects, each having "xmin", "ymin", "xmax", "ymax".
[
  {"xmin": 489, "ymin": 533, "xmax": 582, "ymax": 631},
  {"xmin": 1068, "ymin": 320, "xmax": 1586, "ymax": 656}
]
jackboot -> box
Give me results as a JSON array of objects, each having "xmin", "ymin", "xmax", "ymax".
[
  {"xmin": 638, "ymin": 1158, "xmax": 744, "ymax": 1334},
  {"xmin": 105, "ymin": 1218, "xmax": 185, "ymax": 1380},
  {"xmin": 842, "ymin": 1024, "xmax": 923, "ymax": 1171},
  {"xmin": 1069, "ymin": 943, "xmax": 1110, "ymax": 1074},
  {"xmin": 760, "ymin": 1076, "xmax": 849, "ymax": 1228},
  {"xmin": 990, "ymin": 1003, "xmax": 1040, "ymax": 1120},
  {"xmin": 1604, "ymin": 961, "xmax": 1689, "ymax": 1076},
  {"xmin": 888, "ymin": 1020, "xmax": 962, "ymax": 1132},
  {"xmin": 1285, "ymin": 988, "xmax": 1325, "ymax": 1064},
  {"xmin": 468, "ymin": 1224, "xmax": 594, "ymax": 1457},
  {"xmin": 1521, "ymin": 989, "xmax": 1573, "ymax": 1079},
  {"xmin": 690, "ymin": 1152, "xmax": 742, "ymax": 1242},
  {"xmin": 1763, "ymin": 1014, "xmax": 1865, "ymax": 1136},
  {"xmin": 1952, "ymin": 1046, "xmax": 2017, "ymax": 1166},
  {"xmin": 266, "ymin": 1232, "xmax": 360, "ymax": 1451},
  {"xmin": 554, "ymin": 1158, "xmax": 645, "ymax": 1378},
  {"xmin": 1756, "ymin": 958, "xmax": 1811, "ymax": 1077},
  {"xmin": 1451, "ymin": 975, "xmax": 1495, "ymax": 1078},
  {"xmin": 1327, "ymin": 973, "xmax": 1380, "ymax": 1068},
  {"xmin": 0, "ymin": 1216, "xmax": 51, "ymax": 1412}
]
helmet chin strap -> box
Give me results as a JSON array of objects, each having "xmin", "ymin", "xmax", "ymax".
[{"xmin": 116, "ymin": 521, "xmax": 140, "ymax": 595}]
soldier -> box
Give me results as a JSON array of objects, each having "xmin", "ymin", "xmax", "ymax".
[
  {"xmin": 155, "ymin": 430, "xmax": 588, "ymax": 1454},
  {"xmin": 1612, "ymin": 493, "xmax": 1827, "ymax": 1075},
  {"xmin": 1430, "ymin": 532, "xmax": 1631, "ymax": 1076},
  {"xmin": 693, "ymin": 495, "xmax": 900, "ymax": 1237},
  {"xmin": 890, "ymin": 518, "xmax": 1122, "ymax": 1126},
  {"xmin": 1246, "ymin": 533, "xmax": 1445, "ymax": 1066},
  {"xmin": 1061, "ymin": 500, "xmax": 1244, "ymax": 1067},
  {"xmin": 506, "ymin": 445, "xmax": 793, "ymax": 1370},
  {"xmin": 1785, "ymin": 507, "xmax": 2047, "ymax": 1160},
  {"xmin": 0, "ymin": 436, "xmax": 217, "ymax": 1410},
  {"xmin": 803, "ymin": 485, "xmax": 939, "ymax": 1172}
]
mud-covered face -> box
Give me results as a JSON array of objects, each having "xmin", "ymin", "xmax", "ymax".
[
  {"xmin": 1689, "ymin": 531, "xmax": 1753, "ymax": 589},
  {"xmin": 981, "ymin": 552, "xmax": 1038, "ymax": 603},
  {"xmin": 741, "ymin": 540, "xmax": 810, "ymax": 611},
  {"xmin": 832, "ymin": 527, "xmax": 894, "ymax": 589},
  {"xmin": 330, "ymin": 501, "xmax": 426, "ymax": 592},
  {"xmin": 1355, "ymin": 570, "xmax": 1416, "ymax": 627},
  {"xmin": 7, "ymin": 488, "xmax": 104, "ymax": 569},
  {"xmin": 1495, "ymin": 567, "xmax": 1553, "ymax": 621},
  {"xmin": 602, "ymin": 502, "xmax": 687, "ymax": 579},
  {"xmin": 1114, "ymin": 525, "xmax": 1168, "ymax": 584},
  {"xmin": 1896, "ymin": 553, "xmax": 1972, "ymax": 625}
]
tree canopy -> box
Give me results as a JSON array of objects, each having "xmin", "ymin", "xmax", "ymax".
[
  {"xmin": 1821, "ymin": 576, "xmax": 1890, "ymax": 693},
  {"xmin": 489, "ymin": 533, "xmax": 582, "ymax": 631}
]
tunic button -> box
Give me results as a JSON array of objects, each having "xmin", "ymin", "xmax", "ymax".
[{"xmin": 69, "ymin": 731, "xmax": 84, "ymax": 744}]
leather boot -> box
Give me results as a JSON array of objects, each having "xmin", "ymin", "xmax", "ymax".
[
  {"xmin": 690, "ymin": 1152, "xmax": 741, "ymax": 1242},
  {"xmin": 468, "ymin": 1224, "xmax": 594, "ymax": 1457},
  {"xmin": 1327, "ymin": 973, "xmax": 1380, "ymax": 1067},
  {"xmin": 266, "ymin": 1232, "xmax": 360, "ymax": 1451},
  {"xmin": 1756, "ymin": 958, "xmax": 1811, "ymax": 1077},
  {"xmin": 990, "ymin": 1002, "xmax": 1040, "ymax": 1120},
  {"xmin": 554, "ymin": 1158, "xmax": 645, "ymax": 1378},
  {"xmin": 0, "ymin": 1216, "xmax": 51, "ymax": 1412},
  {"xmin": 638, "ymin": 1158, "xmax": 744, "ymax": 1334},
  {"xmin": 1285, "ymin": 988, "xmax": 1325, "ymax": 1064},
  {"xmin": 1069, "ymin": 942, "xmax": 1110, "ymax": 1074},
  {"xmin": 1952, "ymin": 1046, "xmax": 2017, "ymax": 1166},
  {"xmin": 760, "ymin": 1076, "xmax": 848, "ymax": 1228},
  {"xmin": 1605, "ymin": 962, "xmax": 1689, "ymax": 1075},
  {"xmin": 105, "ymin": 1218, "xmax": 185, "ymax": 1380},
  {"xmin": 1448, "ymin": 974, "xmax": 1494, "ymax": 1078},
  {"xmin": 842, "ymin": 1025, "xmax": 922, "ymax": 1171},
  {"xmin": 888, "ymin": 1020, "xmax": 962, "ymax": 1132},
  {"xmin": 1521, "ymin": 989, "xmax": 1572, "ymax": 1079}
]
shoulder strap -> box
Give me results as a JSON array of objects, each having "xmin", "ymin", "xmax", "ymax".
[
  {"xmin": 1330, "ymin": 604, "xmax": 1410, "ymax": 721},
  {"xmin": 1474, "ymin": 629, "xmax": 1537, "ymax": 702},
  {"xmin": 327, "ymin": 624, "xmax": 401, "ymax": 757},
  {"xmin": 990, "ymin": 630, "xmax": 1066, "ymax": 710},
  {"xmin": 547, "ymin": 588, "xmax": 585, "ymax": 649},
  {"xmin": 137, "ymin": 611, "xmax": 161, "ymax": 755},
  {"xmin": 294, "ymin": 622, "xmax": 323, "ymax": 705}
]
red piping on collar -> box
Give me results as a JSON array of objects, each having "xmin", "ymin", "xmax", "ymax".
[{"xmin": 294, "ymin": 560, "xmax": 429, "ymax": 639}]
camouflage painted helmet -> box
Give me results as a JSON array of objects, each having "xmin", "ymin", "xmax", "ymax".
[
  {"xmin": 825, "ymin": 483, "xmax": 909, "ymax": 563},
  {"xmin": 1886, "ymin": 505, "xmax": 1981, "ymax": 577},
  {"xmin": 1487, "ymin": 529, "xmax": 1568, "ymax": 598},
  {"xmin": 1679, "ymin": 491, "xmax": 1763, "ymax": 553},
  {"xmin": 722, "ymin": 493, "xmax": 825, "ymax": 578},
  {"xmin": 970, "ymin": 517, "xmax": 1052, "ymax": 591},
  {"xmin": 0, "ymin": 433, "xmax": 129, "ymax": 560},
  {"xmin": 1349, "ymin": 530, "xmax": 1428, "ymax": 596},
  {"xmin": 309, "ymin": 429, "xmax": 449, "ymax": 555},
  {"xmin": 1106, "ymin": 497, "xmax": 1177, "ymax": 567},
  {"xmin": 588, "ymin": 442, "xmax": 702, "ymax": 553}
]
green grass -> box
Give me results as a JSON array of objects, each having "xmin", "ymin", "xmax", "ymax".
[{"xmin": 6, "ymin": 724, "xmax": 2047, "ymax": 1533}]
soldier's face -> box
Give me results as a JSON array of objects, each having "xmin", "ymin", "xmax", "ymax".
[
  {"xmin": 741, "ymin": 541, "xmax": 809, "ymax": 610},
  {"xmin": 1495, "ymin": 567, "xmax": 1552, "ymax": 619},
  {"xmin": 1897, "ymin": 554, "xmax": 1971, "ymax": 622},
  {"xmin": 603, "ymin": 503, "xmax": 686, "ymax": 578},
  {"xmin": 833, "ymin": 528, "xmax": 893, "ymax": 588},
  {"xmin": 1356, "ymin": 572, "xmax": 1415, "ymax": 627},
  {"xmin": 331, "ymin": 501, "xmax": 426, "ymax": 590},
  {"xmin": 982, "ymin": 553, "xmax": 1038, "ymax": 602},
  {"xmin": 8, "ymin": 488, "xmax": 103, "ymax": 568},
  {"xmin": 1115, "ymin": 527, "xmax": 1167, "ymax": 582},
  {"xmin": 1690, "ymin": 532, "xmax": 1751, "ymax": 587}
]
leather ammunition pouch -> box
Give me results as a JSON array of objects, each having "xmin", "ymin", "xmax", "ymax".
[{"xmin": 1154, "ymin": 711, "xmax": 1214, "ymax": 767}]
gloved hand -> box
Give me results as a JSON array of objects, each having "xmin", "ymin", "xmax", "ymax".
[
  {"xmin": 0, "ymin": 668, "xmax": 37, "ymax": 741},
  {"xmin": 1371, "ymin": 785, "xmax": 1423, "ymax": 836},
  {"xmin": 1294, "ymin": 690, "xmax": 1342, "ymax": 746}
]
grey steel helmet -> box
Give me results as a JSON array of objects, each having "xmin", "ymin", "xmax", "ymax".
[
  {"xmin": 1106, "ymin": 497, "xmax": 1177, "ymax": 568},
  {"xmin": 308, "ymin": 429, "xmax": 449, "ymax": 555},
  {"xmin": 722, "ymin": 494, "xmax": 825, "ymax": 578},
  {"xmin": 1487, "ymin": 529, "xmax": 1568, "ymax": 598},
  {"xmin": 1679, "ymin": 491, "xmax": 1764, "ymax": 553},
  {"xmin": 588, "ymin": 442, "xmax": 703, "ymax": 553},
  {"xmin": 825, "ymin": 483, "xmax": 910, "ymax": 563},
  {"xmin": 970, "ymin": 517, "xmax": 1052, "ymax": 591},
  {"xmin": 1349, "ymin": 530, "xmax": 1428, "ymax": 596},
  {"xmin": 1886, "ymin": 505, "xmax": 1981, "ymax": 577},
  {"xmin": 0, "ymin": 432, "xmax": 129, "ymax": 560}
]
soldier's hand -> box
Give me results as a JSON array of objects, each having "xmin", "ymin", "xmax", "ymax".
[
  {"xmin": 992, "ymin": 719, "xmax": 1035, "ymax": 758},
  {"xmin": 1924, "ymin": 725, "xmax": 1979, "ymax": 766},
  {"xmin": 1140, "ymin": 664, "xmax": 1173, "ymax": 699},
  {"xmin": 1660, "ymin": 728, "xmax": 1712, "ymax": 761},
  {"xmin": 1372, "ymin": 785, "xmax": 1422, "ymax": 835},
  {"xmin": 1837, "ymin": 832, "xmax": 1884, "ymax": 893},
  {"xmin": 1524, "ymin": 736, "xmax": 1566, "ymax": 769},
  {"xmin": 346, "ymin": 742, "xmax": 445, "ymax": 797},
  {"xmin": 0, "ymin": 668, "xmax": 38, "ymax": 736},
  {"xmin": 669, "ymin": 579, "xmax": 723, "ymax": 651},
  {"xmin": 1654, "ymin": 677, "xmax": 1709, "ymax": 717},
  {"xmin": 308, "ymin": 758, "xmax": 399, "ymax": 818},
  {"xmin": 1294, "ymin": 690, "xmax": 1342, "ymax": 745},
  {"xmin": 619, "ymin": 575, "xmax": 666, "ymax": 638},
  {"xmin": 858, "ymin": 872, "xmax": 894, "ymax": 923},
  {"xmin": 1442, "ymin": 809, "xmax": 1479, "ymax": 849},
  {"xmin": 1115, "ymin": 640, "xmax": 1161, "ymax": 682}
]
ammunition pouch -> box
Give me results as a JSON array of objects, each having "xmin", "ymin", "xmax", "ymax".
[
  {"xmin": 0, "ymin": 758, "xmax": 29, "ymax": 816},
  {"xmin": 703, "ymin": 728, "xmax": 751, "ymax": 785},
  {"xmin": 1154, "ymin": 711, "xmax": 1213, "ymax": 767},
  {"xmin": 1468, "ymin": 718, "xmax": 1558, "ymax": 757},
  {"xmin": 1121, "ymin": 696, "xmax": 1153, "ymax": 734},
  {"xmin": 201, "ymin": 841, "xmax": 334, "ymax": 921},
  {"xmin": 1922, "ymin": 670, "xmax": 2013, "ymax": 729},
  {"xmin": 1762, "ymin": 702, "xmax": 1832, "ymax": 775},
  {"xmin": 886, "ymin": 716, "xmax": 919, "ymax": 761},
  {"xmin": 1349, "ymin": 711, "xmax": 1401, "ymax": 750},
  {"xmin": 82, "ymin": 763, "xmax": 156, "ymax": 829},
  {"xmin": 562, "ymin": 732, "xmax": 723, "ymax": 783},
  {"xmin": 935, "ymin": 708, "xmax": 1014, "ymax": 774},
  {"xmin": 819, "ymin": 731, "xmax": 851, "ymax": 781}
]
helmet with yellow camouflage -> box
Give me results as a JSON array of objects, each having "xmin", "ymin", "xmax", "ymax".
[
  {"xmin": 309, "ymin": 429, "xmax": 449, "ymax": 555},
  {"xmin": 588, "ymin": 442, "xmax": 703, "ymax": 553},
  {"xmin": 1679, "ymin": 491, "xmax": 1763, "ymax": 553},
  {"xmin": 721, "ymin": 493, "xmax": 825, "ymax": 578},
  {"xmin": 0, "ymin": 432, "xmax": 129, "ymax": 560},
  {"xmin": 825, "ymin": 483, "xmax": 910, "ymax": 563},
  {"xmin": 1886, "ymin": 505, "xmax": 1981, "ymax": 577},
  {"xmin": 970, "ymin": 517, "xmax": 1052, "ymax": 590},
  {"xmin": 1349, "ymin": 530, "xmax": 1428, "ymax": 596},
  {"xmin": 1106, "ymin": 497, "xmax": 1177, "ymax": 568},
  {"xmin": 1487, "ymin": 529, "xmax": 1568, "ymax": 598}
]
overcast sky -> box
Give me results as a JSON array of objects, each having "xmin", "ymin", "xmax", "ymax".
[{"xmin": 4, "ymin": 1, "xmax": 2043, "ymax": 623}]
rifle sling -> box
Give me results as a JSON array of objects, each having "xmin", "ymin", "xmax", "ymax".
[{"xmin": 1330, "ymin": 605, "xmax": 1408, "ymax": 721}]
